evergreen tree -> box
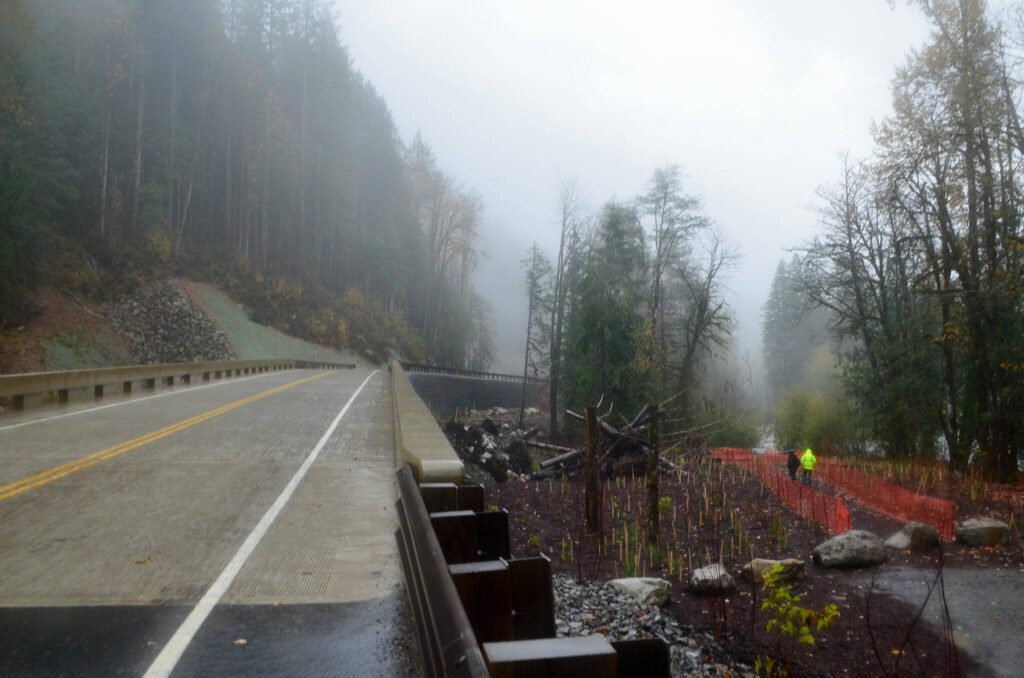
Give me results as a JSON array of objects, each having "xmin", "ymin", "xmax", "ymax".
[{"xmin": 0, "ymin": 0, "xmax": 490, "ymax": 368}]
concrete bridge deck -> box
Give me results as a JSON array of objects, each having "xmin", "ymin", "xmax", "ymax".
[{"xmin": 0, "ymin": 368, "xmax": 413, "ymax": 677}]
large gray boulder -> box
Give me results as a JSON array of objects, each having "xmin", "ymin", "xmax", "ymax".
[
  {"xmin": 741, "ymin": 558, "xmax": 805, "ymax": 584},
  {"xmin": 885, "ymin": 522, "xmax": 940, "ymax": 552},
  {"xmin": 955, "ymin": 517, "xmax": 1009, "ymax": 546},
  {"xmin": 687, "ymin": 564, "xmax": 736, "ymax": 595},
  {"xmin": 812, "ymin": 530, "xmax": 890, "ymax": 568},
  {"xmin": 608, "ymin": 577, "xmax": 671, "ymax": 607}
]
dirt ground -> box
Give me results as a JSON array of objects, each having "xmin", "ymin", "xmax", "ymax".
[
  {"xmin": 483, "ymin": 446, "xmax": 1021, "ymax": 677},
  {"xmin": 0, "ymin": 287, "xmax": 131, "ymax": 375}
]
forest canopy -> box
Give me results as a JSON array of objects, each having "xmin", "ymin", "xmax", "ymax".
[{"xmin": 0, "ymin": 0, "xmax": 492, "ymax": 369}]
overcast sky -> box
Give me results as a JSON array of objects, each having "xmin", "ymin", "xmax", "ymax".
[{"xmin": 333, "ymin": 1, "xmax": 934, "ymax": 371}]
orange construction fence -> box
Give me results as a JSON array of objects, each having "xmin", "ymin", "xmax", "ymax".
[
  {"xmin": 721, "ymin": 448, "xmax": 957, "ymax": 540},
  {"xmin": 815, "ymin": 459, "xmax": 955, "ymax": 540},
  {"xmin": 711, "ymin": 448, "xmax": 851, "ymax": 535}
]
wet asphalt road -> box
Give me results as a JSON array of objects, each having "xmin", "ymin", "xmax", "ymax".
[
  {"xmin": 0, "ymin": 369, "xmax": 417, "ymax": 677},
  {"xmin": 0, "ymin": 596, "xmax": 413, "ymax": 677},
  {"xmin": 869, "ymin": 565, "xmax": 1024, "ymax": 678}
]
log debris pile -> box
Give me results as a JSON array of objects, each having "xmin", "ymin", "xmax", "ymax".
[
  {"xmin": 531, "ymin": 405, "xmax": 668, "ymax": 479},
  {"xmin": 441, "ymin": 404, "xmax": 675, "ymax": 483}
]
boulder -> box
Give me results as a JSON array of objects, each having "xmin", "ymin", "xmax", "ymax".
[
  {"xmin": 741, "ymin": 558, "xmax": 805, "ymax": 584},
  {"xmin": 955, "ymin": 517, "xmax": 1009, "ymax": 546},
  {"xmin": 608, "ymin": 577, "xmax": 671, "ymax": 607},
  {"xmin": 812, "ymin": 530, "xmax": 890, "ymax": 568},
  {"xmin": 885, "ymin": 522, "xmax": 940, "ymax": 551},
  {"xmin": 687, "ymin": 564, "xmax": 737, "ymax": 595}
]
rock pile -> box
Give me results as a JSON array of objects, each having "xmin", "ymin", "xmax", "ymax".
[
  {"xmin": 553, "ymin": 575, "xmax": 751, "ymax": 678},
  {"xmin": 442, "ymin": 415, "xmax": 537, "ymax": 482},
  {"xmin": 109, "ymin": 279, "xmax": 234, "ymax": 364}
]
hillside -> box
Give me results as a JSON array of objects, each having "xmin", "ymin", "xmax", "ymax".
[
  {"xmin": 1, "ymin": 0, "xmax": 492, "ymax": 374},
  {"xmin": 0, "ymin": 280, "xmax": 361, "ymax": 375},
  {"xmin": 183, "ymin": 281, "xmax": 362, "ymax": 366}
]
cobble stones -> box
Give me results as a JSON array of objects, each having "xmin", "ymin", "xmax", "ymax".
[
  {"xmin": 108, "ymin": 279, "xmax": 233, "ymax": 364},
  {"xmin": 553, "ymin": 574, "xmax": 752, "ymax": 678}
]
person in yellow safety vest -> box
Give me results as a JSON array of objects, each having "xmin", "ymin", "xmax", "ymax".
[{"xmin": 800, "ymin": 448, "xmax": 816, "ymax": 486}]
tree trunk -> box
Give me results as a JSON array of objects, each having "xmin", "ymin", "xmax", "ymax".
[
  {"xmin": 549, "ymin": 303, "xmax": 561, "ymax": 437},
  {"xmin": 520, "ymin": 247, "xmax": 537, "ymax": 428},
  {"xmin": 297, "ymin": 63, "xmax": 308, "ymax": 273},
  {"xmin": 168, "ymin": 36, "xmax": 177, "ymax": 237},
  {"xmin": 645, "ymin": 404, "xmax": 660, "ymax": 545},
  {"xmin": 584, "ymin": 405, "xmax": 601, "ymax": 535},
  {"xmin": 225, "ymin": 104, "xmax": 233, "ymax": 247},
  {"xmin": 130, "ymin": 67, "xmax": 145, "ymax": 236},
  {"xmin": 260, "ymin": 114, "xmax": 270, "ymax": 269},
  {"xmin": 99, "ymin": 109, "xmax": 111, "ymax": 239}
]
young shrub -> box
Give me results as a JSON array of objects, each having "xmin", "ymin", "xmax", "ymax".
[{"xmin": 759, "ymin": 564, "xmax": 839, "ymax": 670}]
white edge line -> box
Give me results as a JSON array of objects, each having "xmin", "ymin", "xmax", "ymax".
[
  {"xmin": 142, "ymin": 369, "xmax": 379, "ymax": 678},
  {"xmin": 0, "ymin": 370, "xmax": 297, "ymax": 433}
]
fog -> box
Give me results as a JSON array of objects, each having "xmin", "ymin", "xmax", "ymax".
[{"xmin": 334, "ymin": 1, "xmax": 933, "ymax": 371}]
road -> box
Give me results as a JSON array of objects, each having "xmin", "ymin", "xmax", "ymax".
[
  {"xmin": 870, "ymin": 565, "xmax": 1024, "ymax": 678},
  {"xmin": 0, "ymin": 368, "xmax": 414, "ymax": 677}
]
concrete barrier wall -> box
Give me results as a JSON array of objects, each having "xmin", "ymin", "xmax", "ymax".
[
  {"xmin": 406, "ymin": 373, "xmax": 544, "ymax": 417},
  {"xmin": 390, "ymin": 361, "xmax": 464, "ymax": 484}
]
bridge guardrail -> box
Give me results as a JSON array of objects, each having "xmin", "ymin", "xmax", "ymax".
[
  {"xmin": 390, "ymin": 361, "xmax": 464, "ymax": 483},
  {"xmin": 0, "ymin": 358, "xmax": 353, "ymax": 411},
  {"xmin": 400, "ymin": 362, "xmax": 544, "ymax": 385},
  {"xmin": 391, "ymin": 362, "xmax": 669, "ymax": 676},
  {"xmin": 394, "ymin": 463, "xmax": 670, "ymax": 677},
  {"xmin": 395, "ymin": 465, "xmax": 489, "ymax": 677}
]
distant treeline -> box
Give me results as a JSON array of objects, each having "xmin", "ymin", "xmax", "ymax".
[
  {"xmin": 0, "ymin": 0, "xmax": 493, "ymax": 369},
  {"xmin": 764, "ymin": 0, "xmax": 1024, "ymax": 481},
  {"xmin": 519, "ymin": 169, "xmax": 758, "ymax": 449}
]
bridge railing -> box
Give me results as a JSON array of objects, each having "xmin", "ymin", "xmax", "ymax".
[
  {"xmin": 0, "ymin": 358, "xmax": 352, "ymax": 411},
  {"xmin": 390, "ymin": 361, "xmax": 464, "ymax": 483},
  {"xmin": 400, "ymin": 361, "xmax": 544, "ymax": 385},
  {"xmin": 395, "ymin": 465, "xmax": 489, "ymax": 677},
  {"xmin": 391, "ymin": 362, "xmax": 669, "ymax": 676},
  {"xmin": 394, "ymin": 464, "xmax": 670, "ymax": 677}
]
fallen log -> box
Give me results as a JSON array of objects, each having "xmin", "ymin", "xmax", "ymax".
[
  {"xmin": 540, "ymin": 448, "xmax": 582, "ymax": 468},
  {"xmin": 525, "ymin": 440, "xmax": 576, "ymax": 454},
  {"xmin": 566, "ymin": 409, "xmax": 642, "ymax": 441}
]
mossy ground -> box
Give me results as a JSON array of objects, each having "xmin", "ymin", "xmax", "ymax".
[{"xmin": 183, "ymin": 281, "xmax": 365, "ymax": 365}]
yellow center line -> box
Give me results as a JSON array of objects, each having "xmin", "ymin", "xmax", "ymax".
[{"xmin": 0, "ymin": 370, "xmax": 338, "ymax": 503}]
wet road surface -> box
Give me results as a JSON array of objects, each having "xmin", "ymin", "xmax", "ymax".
[
  {"xmin": 0, "ymin": 368, "xmax": 415, "ymax": 676},
  {"xmin": 870, "ymin": 565, "xmax": 1024, "ymax": 678}
]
